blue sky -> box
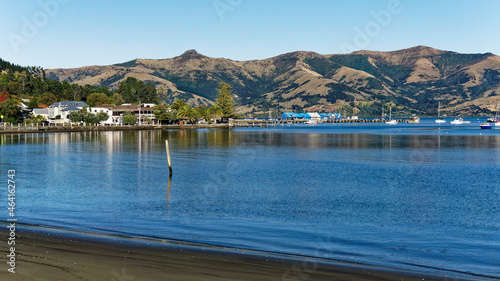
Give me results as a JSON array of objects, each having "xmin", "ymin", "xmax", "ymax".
[{"xmin": 1, "ymin": 0, "xmax": 499, "ymax": 69}]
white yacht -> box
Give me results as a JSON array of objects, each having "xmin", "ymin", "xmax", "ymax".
[
  {"xmin": 385, "ymin": 106, "xmax": 398, "ymax": 125},
  {"xmin": 435, "ymin": 101, "xmax": 446, "ymax": 123}
]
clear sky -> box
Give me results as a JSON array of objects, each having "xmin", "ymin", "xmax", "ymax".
[{"xmin": 1, "ymin": 0, "xmax": 499, "ymax": 69}]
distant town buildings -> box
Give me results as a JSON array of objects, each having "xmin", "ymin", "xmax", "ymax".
[{"xmin": 31, "ymin": 102, "xmax": 160, "ymax": 125}]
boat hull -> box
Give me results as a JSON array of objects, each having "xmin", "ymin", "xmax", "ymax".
[{"xmin": 481, "ymin": 123, "xmax": 493, "ymax": 129}]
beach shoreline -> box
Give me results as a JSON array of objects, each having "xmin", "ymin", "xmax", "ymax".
[{"xmin": 0, "ymin": 223, "xmax": 476, "ymax": 281}]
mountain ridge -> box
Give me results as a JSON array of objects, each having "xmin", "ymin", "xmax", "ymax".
[{"xmin": 45, "ymin": 46, "xmax": 500, "ymax": 116}]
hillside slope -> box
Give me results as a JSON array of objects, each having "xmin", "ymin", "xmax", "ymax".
[{"xmin": 46, "ymin": 46, "xmax": 500, "ymax": 115}]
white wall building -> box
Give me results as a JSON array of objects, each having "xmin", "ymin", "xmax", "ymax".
[
  {"xmin": 32, "ymin": 108, "xmax": 49, "ymax": 120},
  {"xmin": 90, "ymin": 106, "xmax": 123, "ymax": 125},
  {"xmin": 48, "ymin": 101, "xmax": 89, "ymax": 123}
]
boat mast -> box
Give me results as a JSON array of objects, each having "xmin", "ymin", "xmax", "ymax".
[{"xmin": 496, "ymin": 101, "xmax": 499, "ymax": 121}]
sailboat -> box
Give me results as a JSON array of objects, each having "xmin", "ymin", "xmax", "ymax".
[
  {"xmin": 435, "ymin": 101, "xmax": 446, "ymax": 123},
  {"xmin": 495, "ymin": 102, "xmax": 500, "ymax": 126},
  {"xmin": 385, "ymin": 106, "xmax": 398, "ymax": 125}
]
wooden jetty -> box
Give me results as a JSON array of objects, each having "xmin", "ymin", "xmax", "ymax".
[{"xmin": 231, "ymin": 118, "xmax": 403, "ymax": 127}]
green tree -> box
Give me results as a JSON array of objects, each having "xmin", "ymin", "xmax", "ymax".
[
  {"xmin": 70, "ymin": 108, "xmax": 109, "ymax": 125},
  {"xmin": 69, "ymin": 107, "xmax": 89, "ymax": 124},
  {"xmin": 215, "ymin": 82, "xmax": 236, "ymax": 119},
  {"xmin": 87, "ymin": 92, "xmax": 114, "ymax": 106},
  {"xmin": 85, "ymin": 113, "xmax": 100, "ymax": 125},
  {"xmin": 70, "ymin": 83, "xmax": 82, "ymax": 101},
  {"xmin": 0, "ymin": 99, "xmax": 21, "ymax": 122},
  {"xmin": 112, "ymin": 93, "xmax": 125, "ymax": 106},
  {"xmin": 115, "ymin": 77, "xmax": 158, "ymax": 104},
  {"xmin": 177, "ymin": 104, "xmax": 199, "ymax": 123},
  {"xmin": 96, "ymin": 112, "xmax": 109, "ymax": 123},
  {"xmin": 27, "ymin": 99, "xmax": 38, "ymax": 108},
  {"xmin": 170, "ymin": 99, "xmax": 187, "ymax": 110},
  {"xmin": 206, "ymin": 104, "xmax": 223, "ymax": 123},
  {"xmin": 31, "ymin": 114, "xmax": 46, "ymax": 123},
  {"xmin": 157, "ymin": 86, "xmax": 167, "ymax": 103},
  {"xmin": 38, "ymin": 92, "xmax": 58, "ymax": 106},
  {"xmin": 122, "ymin": 111, "xmax": 137, "ymax": 125},
  {"xmin": 153, "ymin": 105, "xmax": 171, "ymax": 123}
]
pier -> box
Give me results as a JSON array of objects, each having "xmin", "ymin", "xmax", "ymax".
[{"xmin": 231, "ymin": 118, "xmax": 402, "ymax": 127}]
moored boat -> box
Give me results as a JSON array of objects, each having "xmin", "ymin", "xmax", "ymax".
[
  {"xmin": 451, "ymin": 118, "xmax": 463, "ymax": 125},
  {"xmin": 492, "ymin": 102, "xmax": 500, "ymax": 126},
  {"xmin": 385, "ymin": 106, "xmax": 398, "ymax": 125},
  {"xmin": 435, "ymin": 101, "xmax": 446, "ymax": 123},
  {"xmin": 407, "ymin": 115, "xmax": 420, "ymax": 123},
  {"xmin": 480, "ymin": 122, "xmax": 492, "ymax": 129}
]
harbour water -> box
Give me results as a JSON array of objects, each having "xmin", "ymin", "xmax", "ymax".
[{"xmin": 2, "ymin": 117, "xmax": 500, "ymax": 279}]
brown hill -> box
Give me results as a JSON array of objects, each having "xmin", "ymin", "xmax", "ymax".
[{"xmin": 46, "ymin": 46, "xmax": 500, "ymax": 116}]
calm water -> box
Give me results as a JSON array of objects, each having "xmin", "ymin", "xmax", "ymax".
[{"xmin": 2, "ymin": 118, "xmax": 500, "ymax": 279}]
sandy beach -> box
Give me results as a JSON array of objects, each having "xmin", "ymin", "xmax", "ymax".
[{"xmin": 0, "ymin": 224, "xmax": 472, "ymax": 281}]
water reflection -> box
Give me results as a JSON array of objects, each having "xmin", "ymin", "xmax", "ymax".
[
  {"xmin": 2, "ymin": 126, "xmax": 500, "ymax": 278},
  {"xmin": 166, "ymin": 175, "xmax": 172, "ymax": 217},
  {"xmin": 3, "ymin": 128, "xmax": 500, "ymax": 151}
]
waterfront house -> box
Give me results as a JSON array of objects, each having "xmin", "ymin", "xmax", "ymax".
[
  {"xmin": 32, "ymin": 108, "xmax": 49, "ymax": 120},
  {"xmin": 48, "ymin": 101, "xmax": 89, "ymax": 123},
  {"xmin": 90, "ymin": 105, "xmax": 122, "ymax": 125},
  {"xmin": 112, "ymin": 104, "xmax": 158, "ymax": 124}
]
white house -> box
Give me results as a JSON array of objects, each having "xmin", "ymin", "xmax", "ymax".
[
  {"xmin": 112, "ymin": 104, "xmax": 158, "ymax": 125},
  {"xmin": 48, "ymin": 101, "xmax": 89, "ymax": 123},
  {"xmin": 90, "ymin": 105, "xmax": 123, "ymax": 125},
  {"xmin": 32, "ymin": 108, "xmax": 49, "ymax": 120}
]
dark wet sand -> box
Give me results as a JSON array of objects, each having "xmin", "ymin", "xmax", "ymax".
[{"xmin": 0, "ymin": 225, "xmax": 473, "ymax": 281}]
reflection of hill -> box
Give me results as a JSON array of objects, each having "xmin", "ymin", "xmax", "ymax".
[{"xmin": 4, "ymin": 130, "xmax": 500, "ymax": 152}]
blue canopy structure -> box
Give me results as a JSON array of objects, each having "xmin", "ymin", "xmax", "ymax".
[
  {"xmin": 281, "ymin": 112, "xmax": 342, "ymax": 120},
  {"xmin": 319, "ymin": 113, "xmax": 342, "ymax": 120}
]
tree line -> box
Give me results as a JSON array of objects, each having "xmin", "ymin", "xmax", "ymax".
[
  {"xmin": 0, "ymin": 58, "xmax": 237, "ymax": 124},
  {"xmin": 153, "ymin": 82, "xmax": 236, "ymax": 124},
  {"xmin": 0, "ymin": 56, "xmax": 242, "ymax": 125},
  {"xmin": 0, "ymin": 59, "xmax": 159, "ymax": 122}
]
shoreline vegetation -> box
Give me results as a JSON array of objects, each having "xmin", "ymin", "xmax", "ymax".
[{"xmin": 0, "ymin": 223, "xmax": 473, "ymax": 281}]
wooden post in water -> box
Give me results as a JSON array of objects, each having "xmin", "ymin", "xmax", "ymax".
[{"xmin": 165, "ymin": 140, "xmax": 173, "ymax": 176}]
